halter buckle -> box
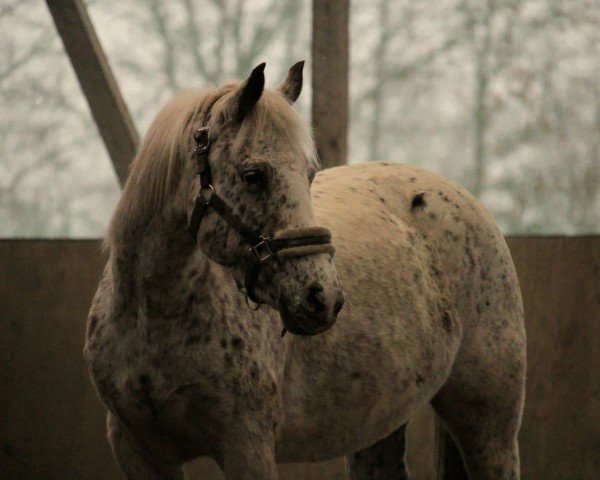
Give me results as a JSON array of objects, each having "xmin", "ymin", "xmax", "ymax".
[{"xmin": 249, "ymin": 236, "xmax": 273, "ymax": 262}]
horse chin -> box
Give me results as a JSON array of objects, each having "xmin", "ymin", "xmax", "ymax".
[{"xmin": 278, "ymin": 301, "xmax": 334, "ymax": 336}]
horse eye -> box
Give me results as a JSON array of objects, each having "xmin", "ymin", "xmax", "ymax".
[{"xmin": 242, "ymin": 169, "xmax": 266, "ymax": 186}]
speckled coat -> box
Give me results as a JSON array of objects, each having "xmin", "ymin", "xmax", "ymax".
[{"xmin": 84, "ymin": 64, "xmax": 526, "ymax": 480}]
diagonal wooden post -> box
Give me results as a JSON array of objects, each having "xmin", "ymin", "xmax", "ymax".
[
  {"xmin": 312, "ymin": 0, "xmax": 349, "ymax": 169},
  {"xmin": 46, "ymin": 0, "xmax": 139, "ymax": 187}
]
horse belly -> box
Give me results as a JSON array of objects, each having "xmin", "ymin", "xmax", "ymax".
[
  {"xmin": 275, "ymin": 323, "xmax": 456, "ymax": 462},
  {"xmin": 275, "ymin": 390, "xmax": 421, "ymax": 462}
]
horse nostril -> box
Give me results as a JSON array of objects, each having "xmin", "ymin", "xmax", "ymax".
[
  {"xmin": 307, "ymin": 281, "xmax": 325, "ymax": 311},
  {"xmin": 333, "ymin": 298, "xmax": 344, "ymax": 316}
]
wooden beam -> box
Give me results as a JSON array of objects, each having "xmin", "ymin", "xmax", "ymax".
[
  {"xmin": 46, "ymin": 0, "xmax": 139, "ymax": 187},
  {"xmin": 312, "ymin": 0, "xmax": 349, "ymax": 169}
]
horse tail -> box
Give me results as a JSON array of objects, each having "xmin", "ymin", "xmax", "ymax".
[{"xmin": 434, "ymin": 418, "xmax": 468, "ymax": 479}]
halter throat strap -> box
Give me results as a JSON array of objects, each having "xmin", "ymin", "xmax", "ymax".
[{"xmin": 188, "ymin": 126, "xmax": 335, "ymax": 310}]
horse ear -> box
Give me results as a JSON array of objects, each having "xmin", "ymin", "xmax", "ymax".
[
  {"xmin": 235, "ymin": 62, "xmax": 266, "ymax": 122},
  {"xmin": 277, "ymin": 61, "xmax": 304, "ymax": 104}
]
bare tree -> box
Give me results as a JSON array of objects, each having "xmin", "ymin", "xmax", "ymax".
[
  {"xmin": 1, "ymin": 0, "xmax": 599, "ymax": 237},
  {"xmin": 0, "ymin": 0, "xmax": 308, "ymax": 237}
]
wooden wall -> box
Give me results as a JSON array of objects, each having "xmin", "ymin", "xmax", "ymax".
[{"xmin": 1, "ymin": 237, "xmax": 598, "ymax": 479}]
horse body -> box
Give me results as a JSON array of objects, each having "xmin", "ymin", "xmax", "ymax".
[
  {"xmin": 277, "ymin": 162, "xmax": 525, "ymax": 466},
  {"xmin": 276, "ymin": 165, "xmax": 459, "ymax": 459},
  {"xmin": 85, "ymin": 63, "xmax": 525, "ymax": 479}
]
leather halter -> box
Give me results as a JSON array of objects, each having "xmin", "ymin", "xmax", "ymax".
[{"xmin": 188, "ymin": 125, "xmax": 335, "ymax": 310}]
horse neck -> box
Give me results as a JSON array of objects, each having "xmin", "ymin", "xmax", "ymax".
[{"xmin": 109, "ymin": 211, "xmax": 222, "ymax": 330}]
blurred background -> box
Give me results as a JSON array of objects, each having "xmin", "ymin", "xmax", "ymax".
[{"xmin": 1, "ymin": 0, "xmax": 599, "ymax": 238}]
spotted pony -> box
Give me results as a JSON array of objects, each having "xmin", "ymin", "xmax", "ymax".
[{"xmin": 85, "ymin": 62, "xmax": 526, "ymax": 479}]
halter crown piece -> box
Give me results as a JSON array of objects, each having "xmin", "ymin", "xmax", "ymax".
[{"xmin": 188, "ymin": 124, "xmax": 336, "ymax": 311}]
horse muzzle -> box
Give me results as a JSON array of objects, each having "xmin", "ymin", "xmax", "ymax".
[{"xmin": 278, "ymin": 281, "xmax": 345, "ymax": 336}]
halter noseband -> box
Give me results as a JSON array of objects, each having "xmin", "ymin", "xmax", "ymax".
[{"xmin": 188, "ymin": 125, "xmax": 335, "ymax": 310}]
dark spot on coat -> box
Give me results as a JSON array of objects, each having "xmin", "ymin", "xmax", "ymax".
[
  {"xmin": 150, "ymin": 356, "xmax": 162, "ymax": 369},
  {"xmin": 441, "ymin": 311, "xmax": 452, "ymax": 333},
  {"xmin": 139, "ymin": 374, "xmax": 152, "ymax": 388},
  {"xmin": 250, "ymin": 362, "xmax": 260, "ymax": 380},
  {"xmin": 224, "ymin": 352, "xmax": 233, "ymax": 366},
  {"xmin": 416, "ymin": 374, "xmax": 425, "ymax": 386},
  {"xmin": 231, "ymin": 337, "xmax": 244, "ymax": 349},
  {"xmin": 185, "ymin": 334, "xmax": 201, "ymax": 345},
  {"xmin": 411, "ymin": 193, "xmax": 426, "ymax": 210},
  {"xmin": 138, "ymin": 374, "xmax": 158, "ymax": 417},
  {"xmin": 220, "ymin": 339, "xmax": 227, "ymax": 348}
]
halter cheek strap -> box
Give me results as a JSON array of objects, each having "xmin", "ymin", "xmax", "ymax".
[{"xmin": 188, "ymin": 126, "xmax": 335, "ymax": 310}]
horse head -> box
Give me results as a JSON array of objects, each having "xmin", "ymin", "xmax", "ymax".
[{"xmin": 188, "ymin": 62, "xmax": 344, "ymax": 335}]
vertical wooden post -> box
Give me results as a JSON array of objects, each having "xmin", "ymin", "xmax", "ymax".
[
  {"xmin": 46, "ymin": 0, "xmax": 139, "ymax": 187},
  {"xmin": 311, "ymin": 0, "xmax": 349, "ymax": 169}
]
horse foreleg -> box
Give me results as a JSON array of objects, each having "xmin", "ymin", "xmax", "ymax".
[
  {"xmin": 107, "ymin": 413, "xmax": 183, "ymax": 480},
  {"xmin": 221, "ymin": 425, "xmax": 278, "ymax": 480},
  {"xmin": 345, "ymin": 424, "xmax": 411, "ymax": 480}
]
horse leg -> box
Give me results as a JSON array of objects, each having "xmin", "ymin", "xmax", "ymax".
[
  {"xmin": 431, "ymin": 401, "xmax": 520, "ymax": 480},
  {"xmin": 430, "ymin": 356, "xmax": 525, "ymax": 479},
  {"xmin": 345, "ymin": 424, "xmax": 411, "ymax": 480},
  {"xmin": 434, "ymin": 419, "xmax": 469, "ymax": 479},
  {"xmin": 221, "ymin": 425, "xmax": 278, "ymax": 480},
  {"xmin": 107, "ymin": 413, "xmax": 183, "ymax": 480}
]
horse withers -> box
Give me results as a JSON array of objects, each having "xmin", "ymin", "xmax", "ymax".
[{"xmin": 85, "ymin": 62, "xmax": 526, "ymax": 479}]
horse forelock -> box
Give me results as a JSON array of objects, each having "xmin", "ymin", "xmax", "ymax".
[
  {"xmin": 106, "ymin": 83, "xmax": 315, "ymax": 251},
  {"xmin": 222, "ymin": 90, "xmax": 317, "ymax": 168}
]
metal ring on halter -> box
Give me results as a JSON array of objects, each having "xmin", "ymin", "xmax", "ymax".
[
  {"xmin": 193, "ymin": 126, "xmax": 211, "ymax": 152},
  {"xmin": 197, "ymin": 184, "xmax": 215, "ymax": 204},
  {"xmin": 245, "ymin": 294, "xmax": 260, "ymax": 311}
]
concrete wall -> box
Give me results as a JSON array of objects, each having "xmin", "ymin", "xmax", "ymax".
[{"xmin": 1, "ymin": 238, "xmax": 598, "ymax": 479}]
